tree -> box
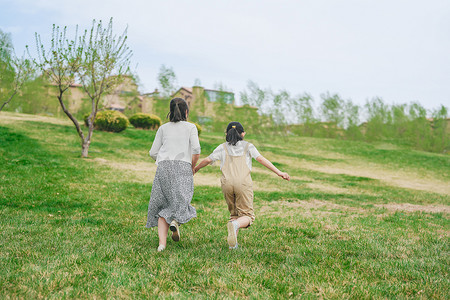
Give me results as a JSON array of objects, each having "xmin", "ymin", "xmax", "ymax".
[
  {"xmin": 343, "ymin": 99, "xmax": 362, "ymax": 140},
  {"xmin": 157, "ymin": 64, "xmax": 177, "ymax": 98},
  {"xmin": 391, "ymin": 104, "xmax": 408, "ymax": 138},
  {"xmin": 271, "ymin": 90, "xmax": 290, "ymax": 125},
  {"xmin": 406, "ymin": 102, "xmax": 430, "ymax": 150},
  {"xmin": 77, "ymin": 19, "xmax": 132, "ymax": 157},
  {"xmin": 0, "ymin": 30, "xmax": 34, "ymax": 111},
  {"xmin": 0, "ymin": 55, "xmax": 34, "ymax": 112},
  {"xmin": 430, "ymin": 105, "xmax": 449, "ymax": 153},
  {"xmin": 319, "ymin": 92, "xmax": 345, "ymax": 137},
  {"xmin": 319, "ymin": 92, "xmax": 345, "ymax": 127},
  {"xmin": 193, "ymin": 78, "xmax": 202, "ymax": 86},
  {"xmin": 34, "ymin": 19, "xmax": 132, "ymax": 157},
  {"xmin": 0, "ymin": 30, "xmax": 14, "ymax": 84},
  {"xmin": 240, "ymin": 80, "xmax": 291, "ymax": 137},
  {"xmin": 240, "ymin": 80, "xmax": 270, "ymax": 114},
  {"xmin": 364, "ymin": 97, "xmax": 391, "ymax": 141},
  {"xmin": 290, "ymin": 93, "xmax": 316, "ymax": 136}
]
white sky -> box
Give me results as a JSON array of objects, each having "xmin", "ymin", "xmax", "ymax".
[{"xmin": 1, "ymin": 0, "xmax": 449, "ymax": 111}]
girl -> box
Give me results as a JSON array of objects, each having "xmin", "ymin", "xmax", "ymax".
[
  {"xmin": 146, "ymin": 98, "xmax": 201, "ymax": 252},
  {"xmin": 194, "ymin": 121, "xmax": 290, "ymax": 249}
]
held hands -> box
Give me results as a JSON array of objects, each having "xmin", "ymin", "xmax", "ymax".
[{"xmin": 192, "ymin": 166, "xmax": 199, "ymax": 175}]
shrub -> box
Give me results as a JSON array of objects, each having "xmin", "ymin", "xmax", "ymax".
[
  {"xmin": 190, "ymin": 122, "xmax": 202, "ymax": 136},
  {"xmin": 129, "ymin": 113, "xmax": 161, "ymax": 130},
  {"xmin": 93, "ymin": 110, "xmax": 129, "ymax": 132}
]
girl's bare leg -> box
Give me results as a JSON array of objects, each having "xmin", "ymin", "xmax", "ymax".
[
  {"xmin": 230, "ymin": 216, "xmax": 251, "ymax": 236},
  {"xmin": 158, "ymin": 217, "xmax": 169, "ymax": 247}
]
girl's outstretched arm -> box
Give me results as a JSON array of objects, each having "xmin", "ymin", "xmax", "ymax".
[
  {"xmin": 256, "ymin": 156, "xmax": 290, "ymax": 181},
  {"xmin": 194, "ymin": 157, "xmax": 212, "ymax": 174}
]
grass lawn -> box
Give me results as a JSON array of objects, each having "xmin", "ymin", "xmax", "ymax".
[{"xmin": 0, "ymin": 112, "xmax": 449, "ymax": 298}]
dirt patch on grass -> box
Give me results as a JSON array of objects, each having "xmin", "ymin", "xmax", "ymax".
[
  {"xmin": 375, "ymin": 203, "xmax": 450, "ymax": 214},
  {"xmin": 91, "ymin": 157, "xmax": 285, "ymax": 191},
  {"xmin": 194, "ymin": 173, "xmax": 221, "ymax": 187},
  {"xmin": 289, "ymin": 199, "xmax": 364, "ymax": 212},
  {"xmin": 261, "ymin": 149, "xmax": 448, "ymax": 195},
  {"xmin": 305, "ymin": 182, "xmax": 351, "ymax": 194},
  {"xmin": 0, "ymin": 112, "xmax": 72, "ymax": 125},
  {"xmin": 92, "ymin": 158, "xmax": 156, "ymax": 183},
  {"xmin": 259, "ymin": 199, "xmax": 365, "ymax": 217},
  {"xmin": 301, "ymin": 162, "xmax": 450, "ymax": 195}
]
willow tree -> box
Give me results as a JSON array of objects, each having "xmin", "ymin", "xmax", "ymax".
[{"xmin": 34, "ymin": 18, "xmax": 132, "ymax": 157}]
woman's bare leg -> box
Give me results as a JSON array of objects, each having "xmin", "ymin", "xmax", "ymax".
[{"xmin": 158, "ymin": 217, "xmax": 169, "ymax": 247}]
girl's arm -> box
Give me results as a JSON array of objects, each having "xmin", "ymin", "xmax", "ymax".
[
  {"xmin": 256, "ymin": 156, "xmax": 290, "ymax": 181},
  {"xmin": 194, "ymin": 157, "xmax": 212, "ymax": 174}
]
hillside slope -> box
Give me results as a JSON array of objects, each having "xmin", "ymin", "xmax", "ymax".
[{"xmin": 0, "ymin": 112, "xmax": 449, "ymax": 298}]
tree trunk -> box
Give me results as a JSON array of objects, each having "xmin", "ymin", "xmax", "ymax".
[
  {"xmin": 81, "ymin": 140, "xmax": 90, "ymax": 158},
  {"xmin": 56, "ymin": 90, "xmax": 94, "ymax": 158},
  {"xmin": 81, "ymin": 115, "xmax": 96, "ymax": 158}
]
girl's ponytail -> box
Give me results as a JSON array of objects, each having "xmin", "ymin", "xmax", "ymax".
[
  {"xmin": 168, "ymin": 98, "xmax": 189, "ymax": 122},
  {"xmin": 226, "ymin": 122, "xmax": 245, "ymax": 146}
]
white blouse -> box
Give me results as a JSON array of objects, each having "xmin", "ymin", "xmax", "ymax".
[
  {"xmin": 208, "ymin": 141, "xmax": 261, "ymax": 170},
  {"xmin": 149, "ymin": 121, "xmax": 201, "ymax": 165}
]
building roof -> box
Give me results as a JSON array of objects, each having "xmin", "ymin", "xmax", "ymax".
[
  {"xmin": 109, "ymin": 103, "xmax": 125, "ymax": 109},
  {"xmin": 204, "ymin": 88, "xmax": 233, "ymax": 94},
  {"xmin": 172, "ymin": 86, "xmax": 235, "ymax": 97},
  {"xmin": 170, "ymin": 87, "xmax": 193, "ymax": 98}
]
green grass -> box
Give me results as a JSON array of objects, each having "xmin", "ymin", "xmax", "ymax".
[{"xmin": 0, "ymin": 112, "xmax": 449, "ymax": 298}]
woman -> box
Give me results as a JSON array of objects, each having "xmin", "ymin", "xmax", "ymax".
[{"xmin": 146, "ymin": 98, "xmax": 200, "ymax": 252}]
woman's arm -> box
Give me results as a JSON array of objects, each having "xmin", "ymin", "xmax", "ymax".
[
  {"xmin": 194, "ymin": 157, "xmax": 213, "ymax": 174},
  {"xmin": 149, "ymin": 128, "xmax": 163, "ymax": 160},
  {"xmin": 256, "ymin": 156, "xmax": 290, "ymax": 181},
  {"xmin": 190, "ymin": 125, "xmax": 201, "ymax": 156},
  {"xmin": 188, "ymin": 124, "xmax": 201, "ymax": 174},
  {"xmin": 191, "ymin": 154, "xmax": 200, "ymax": 174}
]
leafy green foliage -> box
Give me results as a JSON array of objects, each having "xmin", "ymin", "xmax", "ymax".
[
  {"xmin": 0, "ymin": 29, "xmax": 35, "ymax": 111},
  {"xmin": 129, "ymin": 113, "xmax": 161, "ymax": 130},
  {"xmin": 0, "ymin": 30, "xmax": 14, "ymax": 89},
  {"xmin": 320, "ymin": 92, "xmax": 346, "ymax": 128},
  {"xmin": 94, "ymin": 110, "xmax": 129, "ymax": 132}
]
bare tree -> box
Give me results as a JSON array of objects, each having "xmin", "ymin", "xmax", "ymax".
[
  {"xmin": 34, "ymin": 19, "xmax": 132, "ymax": 157},
  {"xmin": 77, "ymin": 19, "xmax": 132, "ymax": 157},
  {"xmin": 34, "ymin": 24, "xmax": 83, "ymax": 131}
]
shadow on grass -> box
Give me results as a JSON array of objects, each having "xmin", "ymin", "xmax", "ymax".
[{"xmin": 0, "ymin": 126, "xmax": 94, "ymax": 213}]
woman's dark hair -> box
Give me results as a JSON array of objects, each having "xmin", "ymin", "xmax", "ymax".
[
  {"xmin": 226, "ymin": 122, "xmax": 245, "ymax": 146},
  {"xmin": 168, "ymin": 98, "xmax": 189, "ymax": 122}
]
